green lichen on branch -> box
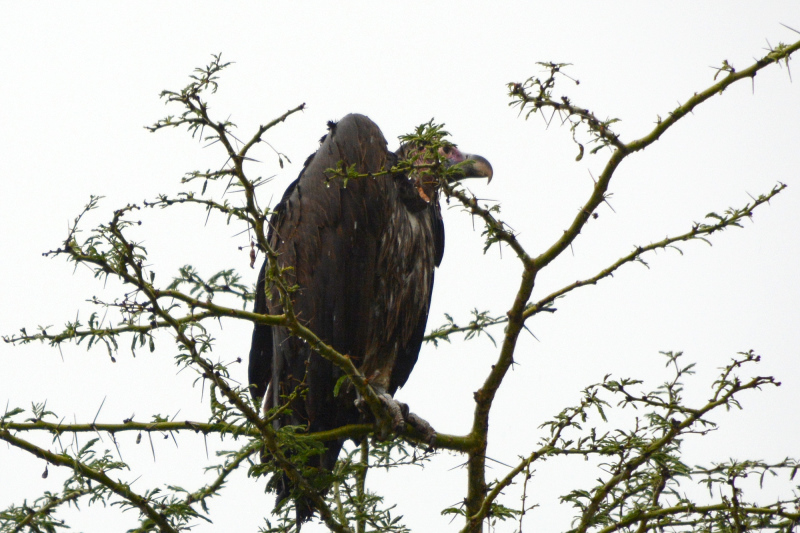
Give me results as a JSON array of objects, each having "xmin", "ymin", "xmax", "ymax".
[{"xmin": 3, "ymin": 35, "xmax": 800, "ymax": 533}]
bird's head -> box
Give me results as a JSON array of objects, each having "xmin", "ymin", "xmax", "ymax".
[
  {"xmin": 439, "ymin": 144, "xmax": 493, "ymax": 183},
  {"xmin": 395, "ymin": 142, "xmax": 493, "ymax": 204}
]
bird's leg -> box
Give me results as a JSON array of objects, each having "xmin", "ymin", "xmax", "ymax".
[
  {"xmin": 354, "ymin": 389, "xmax": 436, "ymax": 444},
  {"xmin": 377, "ymin": 390, "xmax": 407, "ymax": 437}
]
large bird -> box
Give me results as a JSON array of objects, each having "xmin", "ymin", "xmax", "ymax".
[{"xmin": 248, "ymin": 113, "xmax": 492, "ymax": 521}]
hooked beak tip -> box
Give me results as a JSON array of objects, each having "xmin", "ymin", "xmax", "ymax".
[{"xmin": 462, "ymin": 154, "xmax": 493, "ymax": 182}]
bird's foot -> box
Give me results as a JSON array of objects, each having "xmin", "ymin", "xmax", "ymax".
[{"xmin": 355, "ymin": 391, "xmax": 436, "ymax": 445}]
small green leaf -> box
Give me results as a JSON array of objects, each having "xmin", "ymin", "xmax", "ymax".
[{"xmin": 333, "ymin": 374, "xmax": 350, "ymax": 398}]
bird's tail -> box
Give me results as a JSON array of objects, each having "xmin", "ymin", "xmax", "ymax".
[
  {"xmin": 275, "ymin": 474, "xmax": 316, "ymax": 525},
  {"xmin": 271, "ymin": 437, "xmax": 345, "ymax": 525}
]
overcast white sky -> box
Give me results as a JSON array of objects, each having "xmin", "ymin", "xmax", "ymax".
[{"xmin": 2, "ymin": 2, "xmax": 799, "ymax": 532}]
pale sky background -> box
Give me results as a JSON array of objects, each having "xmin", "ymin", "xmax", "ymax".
[{"xmin": 1, "ymin": 2, "xmax": 799, "ymax": 532}]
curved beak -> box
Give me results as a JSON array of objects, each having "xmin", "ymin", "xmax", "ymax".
[
  {"xmin": 444, "ymin": 147, "xmax": 493, "ymax": 183},
  {"xmin": 460, "ymin": 153, "xmax": 493, "ymax": 183}
]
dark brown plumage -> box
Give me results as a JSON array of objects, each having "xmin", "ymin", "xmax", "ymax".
[{"xmin": 248, "ymin": 113, "xmax": 492, "ymax": 522}]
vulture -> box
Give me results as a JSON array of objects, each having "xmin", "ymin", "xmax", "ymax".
[{"xmin": 248, "ymin": 113, "xmax": 492, "ymax": 521}]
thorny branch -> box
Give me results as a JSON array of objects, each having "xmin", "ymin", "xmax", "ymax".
[
  {"xmin": 0, "ymin": 428, "xmax": 179, "ymax": 533},
  {"xmin": 3, "ymin": 36, "xmax": 800, "ymax": 532},
  {"xmin": 424, "ymin": 181, "xmax": 787, "ymax": 345},
  {"xmin": 455, "ymin": 37, "xmax": 800, "ymax": 533}
]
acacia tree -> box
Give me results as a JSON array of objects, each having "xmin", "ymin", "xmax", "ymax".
[{"xmin": 2, "ymin": 36, "xmax": 800, "ymax": 533}]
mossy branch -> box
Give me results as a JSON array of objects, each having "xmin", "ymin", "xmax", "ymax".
[
  {"xmin": 0, "ymin": 428, "xmax": 178, "ymax": 533},
  {"xmin": 1, "ymin": 488, "xmax": 91, "ymax": 533},
  {"xmin": 457, "ymin": 37, "xmax": 800, "ymax": 533},
  {"xmin": 2, "ymin": 419, "xmax": 473, "ymax": 453},
  {"xmin": 524, "ymin": 181, "xmax": 787, "ymax": 319},
  {"xmin": 5, "ymin": 38, "xmax": 800, "ymax": 531}
]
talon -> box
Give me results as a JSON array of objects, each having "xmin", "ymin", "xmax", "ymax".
[
  {"xmin": 354, "ymin": 396, "xmax": 368, "ymax": 414},
  {"xmin": 356, "ymin": 390, "xmax": 436, "ymax": 444},
  {"xmin": 398, "ymin": 401, "xmax": 410, "ymax": 419},
  {"xmin": 406, "ymin": 412, "xmax": 436, "ymax": 446},
  {"xmin": 378, "ymin": 392, "xmax": 406, "ymax": 434}
]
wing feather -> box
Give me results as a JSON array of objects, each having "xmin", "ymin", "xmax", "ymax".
[{"xmin": 248, "ymin": 114, "xmax": 443, "ymax": 521}]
